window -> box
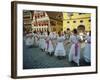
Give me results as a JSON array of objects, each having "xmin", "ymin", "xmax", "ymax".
[
  {"xmin": 79, "ymin": 13, "xmax": 82, "ymax": 15},
  {"xmin": 67, "ymin": 21, "xmax": 70, "ymax": 23},
  {"xmin": 80, "ymin": 20, "xmax": 83, "ymax": 23},
  {"xmin": 79, "ymin": 13, "xmax": 85, "ymax": 15},
  {"xmin": 89, "ymin": 19, "xmax": 91, "ymax": 22},
  {"xmin": 73, "ymin": 21, "xmax": 76, "ymax": 23}
]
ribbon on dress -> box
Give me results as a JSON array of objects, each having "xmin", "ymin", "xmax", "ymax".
[
  {"xmin": 87, "ymin": 41, "xmax": 91, "ymax": 44},
  {"xmin": 46, "ymin": 40, "xmax": 49, "ymax": 50},
  {"xmin": 75, "ymin": 43, "xmax": 78, "ymax": 56}
]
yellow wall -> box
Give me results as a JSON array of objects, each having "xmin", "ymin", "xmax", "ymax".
[
  {"xmin": 63, "ymin": 12, "xmax": 91, "ymax": 31},
  {"xmin": 50, "ymin": 19, "xmax": 62, "ymax": 33}
]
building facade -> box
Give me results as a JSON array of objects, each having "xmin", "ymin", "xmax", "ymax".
[
  {"xmin": 32, "ymin": 11, "xmax": 63, "ymax": 32},
  {"xmin": 63, "ymin": 12, "xmax": 91, "ymax": 32},
  {"xmin": 23, "ymin": 11, "xmax": 91, "ymax": 33},
  {"xmin": 23, "ymin": 11, "xmax": 33, "ymax": 33},
  {"xmin": 32, "ymin": 11, "xmax": 50, "ymax": 32}
]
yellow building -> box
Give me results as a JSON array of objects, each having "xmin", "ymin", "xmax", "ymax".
[{"xmin": 63, "ymin": 12, "xmax": 91, "ymax": 32}]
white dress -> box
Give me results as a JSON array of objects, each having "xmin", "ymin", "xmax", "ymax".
[
  {"xmin": 34, "ymin": 33, "xmax": 39, "ymax": 46},
  {"xmin": 44, "ymin": 32, "xmax": 48, "ymax": 51},
  {"xmin": 69, "ymin": 35, "xmax": 80, "ymax": 66},
  {"xmin": 45, "ymin": 33, "xmax": 54, "ymax": 53},
  {"xmin": 39, "ymin": 34, "xmax": 46, "ymax": 50},
  {"xmin": 83, "ymin": 36, "xmax": 91, "ymax": 62},
  {"xmin": 52, "ymin": 32, "xmax": 57, "ymax": 50},
  {"xmin": 45, "ymin": 36, "xmax": 49, "ymax": 52},
  {"xmin": 54, "ymin": 36, "xmax": 66, "ymax": 56},
  {"xmin": 79, "ymin": 32, "xmax": 84, "ymax": 41},
  {"xmin": 48, "ymin": 37, "xmax": 54, "ymax": 53},
  {"xmin": 38, "ymin": 33, "xmax": 42, "ymax": 48},
  {"xmin": 25, "ymin": 33, "xmax": 34, "ymax": 46}
]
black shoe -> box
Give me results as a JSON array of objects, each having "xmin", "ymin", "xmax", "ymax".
[
  {"xmin": 49, "ymin": 53, "xmax": 53, "ymax": 56},
  {"xmin": 57, "ymin": 56, "xmax": 62, "ymax": 60}
]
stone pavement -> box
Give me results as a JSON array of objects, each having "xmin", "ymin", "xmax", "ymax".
[{"xmin": 23, "ymin": 42, "xmax": 90, "ymax": 69}]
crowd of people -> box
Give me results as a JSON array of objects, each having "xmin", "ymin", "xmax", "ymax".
[{"xmin": 24, "ymin": 27, "xmax": 91, "ymax": 66}]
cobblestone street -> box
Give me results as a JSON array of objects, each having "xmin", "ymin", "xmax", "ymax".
[{"xmin": 23, "ymin": 41, "xmax": 90, "ymax": 69}]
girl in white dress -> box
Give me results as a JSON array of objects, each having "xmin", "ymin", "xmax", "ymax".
[
  {"xmin": 45, "ymin": 34, "xmax": 49, "ymax": 52},
  {"xmin": 83, "ymin": 31, "xmax": 91, "ymax": 63},
  {"xmin": 38, "ymin": 32, "xmax": 41, "ymax": 48},
  {"xmin": 69, "ymin": 29, "xmax": 80, "ymax": 66},
  {"xmin": 34, "ymin": 32, "xmax": 39, "ymax": 47},
  {"xmin": 52, "ymin": 32, "xmax": 57, "ymax": 51},
  {"xmin": 45, "ymin": 31, "xmax": 54, "ymax": 55},
  {"xmin": 54, "ymin": 31, "xmax": 66, "ymax": 58},
  {"xmin": 25, "ymin": 33, "xmax": 34, "ymax": 47},
  {"xmin": 40, "ymin": 32, "xmax": 46, "ymax": 51},
  {"xmin": 44, "ymin": 31, "xmax": 48, "ymax": 52}
]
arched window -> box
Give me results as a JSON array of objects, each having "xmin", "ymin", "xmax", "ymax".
[
  {"xmin": 80, "ymin": 20, "xmax": 83, "ymax": 23},
  {"xmin": 77, "ymin": 25, "xmax": 85, "ymax": 32}
]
